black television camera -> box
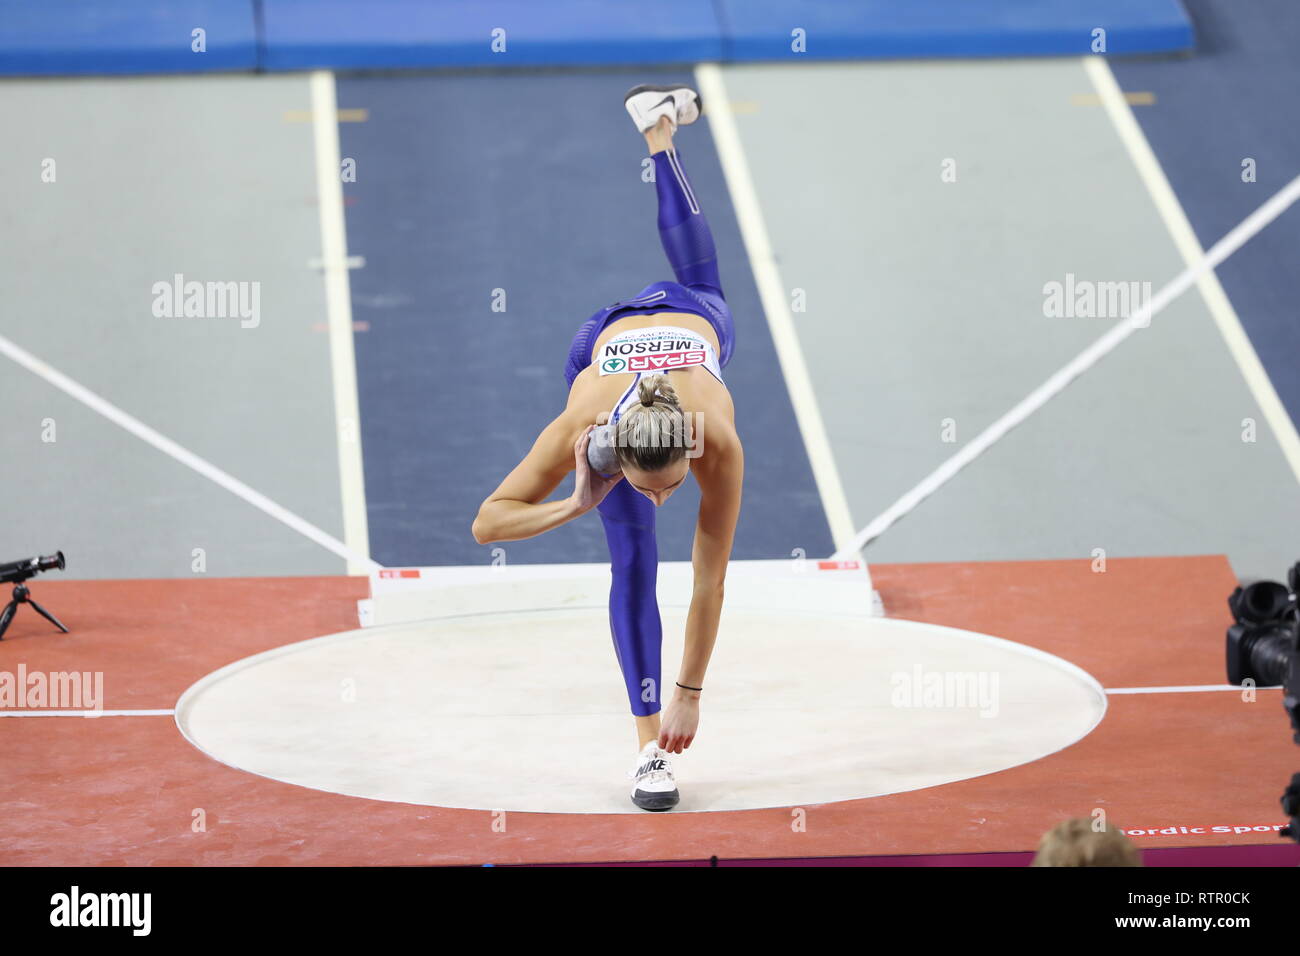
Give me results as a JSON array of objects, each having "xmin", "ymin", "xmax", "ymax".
[
  {"xmin": 1225, "ymin": 560, "xmax": 1300, "ymax": 842},
  {"xmin": 0, "ymin": 551, "xmax": 68, "ymax": 641}
]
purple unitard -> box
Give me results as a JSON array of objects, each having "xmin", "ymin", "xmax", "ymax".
[{"xmin": 563, "ymin": 148, "xmax": 735, "ymax": 716}]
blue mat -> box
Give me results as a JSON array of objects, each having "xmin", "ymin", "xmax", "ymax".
[
  {"xmin": 261, "ymin": 0, "xmax": 725, "ymax": 71},
  {"xmin": 719, "ymin": 0, "xmax": 1195, "ymax": 60},
  {"xmin": 0, "ymin": 0, "xmax": 258, "ymax": 75},
  {"xmin": 0, "ymin": 0, "xmax": 1194, "ymax": 76}
]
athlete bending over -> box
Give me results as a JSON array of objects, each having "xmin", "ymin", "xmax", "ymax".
[{"xmin": 473, "ymin": 86, "xmax": 743, "ymax": 811}]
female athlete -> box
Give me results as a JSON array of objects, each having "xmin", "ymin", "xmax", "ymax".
[{"xmin": 473, "ymin": 85, "xmax": 743, "ymax": 811}]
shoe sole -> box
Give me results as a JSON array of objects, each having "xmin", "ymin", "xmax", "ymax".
[
  {"xmin": 623, "ymin": 83, "xmax": 703, "ymax": 126},
  {"xmin": 632, "ymin": 788, "xmax": 681, "ymax": 812}
]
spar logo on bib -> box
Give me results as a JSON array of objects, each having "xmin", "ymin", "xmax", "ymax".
[
  {"xmin": 627, "ymin": 350, "xmax": 706, "ymax": 372},
  {"xmin": 601, "ymin": 357, "xmax": 627, "ymax": 374}
]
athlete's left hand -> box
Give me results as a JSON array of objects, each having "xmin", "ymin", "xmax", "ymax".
[{"xmin": 658, "ymin": 695, "xmax": 699, "ymax": 753}]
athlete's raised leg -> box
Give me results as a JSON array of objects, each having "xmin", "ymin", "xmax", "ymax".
[
  {"xmin": 647, "ymin": 127, "xmax": 722, "ymax": 298},
  {"xmin": 626, "ymin": 86, "xmax": 723, "ymax": 300},
  {"xmin": 627, "ymin": 88, "xmax": 734, "ymax": 369}
]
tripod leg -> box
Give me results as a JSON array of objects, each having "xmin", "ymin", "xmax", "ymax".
[
  {"xmin": 0, "ymin": 601, "xmax": 15, "ymax": 641},
  {"xmin": 27, "ymin": 599, "xmax": 70, "ymax": 634}
]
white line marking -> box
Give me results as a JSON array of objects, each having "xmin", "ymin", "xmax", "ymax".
[
  {"xmin": 307, "ymin": 254, "xmax": 366, "ymax": 271},
  {"xmin": 311, "ymin": 70, "xmax": 373, "ymax": 576},
  {"xmin": 1106, "ymin": 684, "xmax": 1271, "ymax": 695},
  {"xmin": 833, "ymin": 170, "xmax": 1300, "ymax": 559},
  {"xmin": 696, "ymin": 63, "xmax": 859, "ymax": 557},
  {"xmin": 0, "ymin": 709, "xmax": 176, "ymax": 717},
  {"xmin": 0, "ymin": 333, "xmax": 380, "ymax": 572},
  {"xmin": 1085, "ymin": 56, "xmax": 1300, "ymax": 486}
]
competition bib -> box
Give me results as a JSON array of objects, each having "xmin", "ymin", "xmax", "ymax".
[{"xmin": 597, "ymin": 327, "xmax": 711, "ymax": 376}]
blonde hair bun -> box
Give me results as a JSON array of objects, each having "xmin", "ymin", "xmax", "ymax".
[{"xmin": 636, "ymin": 373, "xmax": 680, "ymax": 408}]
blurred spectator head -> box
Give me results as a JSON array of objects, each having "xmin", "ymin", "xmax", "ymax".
[{"xmin": 1031, "ymin": 818, "xmax": 1142, "ymax": 867}]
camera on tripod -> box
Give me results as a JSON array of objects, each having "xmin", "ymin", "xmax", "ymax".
[
  {"xmin": 0, "ymin": 551, "xmax": 69, "ymax": 641},
  {"xmin": 1224, "ymin": 561, "xmax": 1300, "ymax": 842}
]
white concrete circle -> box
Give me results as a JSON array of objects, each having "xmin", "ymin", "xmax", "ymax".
[{"xmin": 176, "ymin": 605, "xmax": 1106, "ymax": 813}]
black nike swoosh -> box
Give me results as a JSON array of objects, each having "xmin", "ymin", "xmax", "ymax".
[{"xmin": 653, "ymin": 94, "xmax": 676, "ymax": 110}]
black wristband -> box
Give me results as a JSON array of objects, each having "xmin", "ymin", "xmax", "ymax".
[{"xmin": 675, "ymin": 681, "xmax": 703, "ymax": 692}]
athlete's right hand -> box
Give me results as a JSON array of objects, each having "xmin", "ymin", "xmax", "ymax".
[{"xmin": 570, "ymin": 425, "xmax": 623, "ymax": 514}]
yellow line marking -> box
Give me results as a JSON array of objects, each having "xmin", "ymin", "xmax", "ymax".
[
  {"xmin": 1071, "ymin": 91, "xmax": 1156, "ymax": 107},
  {"xmin": 283, "ymin": 108, "xmax": 369, "ymax": 123}
]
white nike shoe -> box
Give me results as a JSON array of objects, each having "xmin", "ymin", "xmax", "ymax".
[
  {"xmin": 624, "ymin": 84, "xmax": 702, "ymax": 133},
  {"xmin": 628, "ymin": 739, "xmax": 680, "ymax": 811}
]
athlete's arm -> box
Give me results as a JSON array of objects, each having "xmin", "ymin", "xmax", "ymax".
[
  {"xmin": 471, "ymin": 388, "xmax": 619, "ymax": 544},
  {"xmin": 659, "ymin": 420, "xmax": 742, "ymax": 752}
]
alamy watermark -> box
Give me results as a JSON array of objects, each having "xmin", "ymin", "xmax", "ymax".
[
  {"xmin": 590, "ymin": 410, "xmax": 705, "ymax": 459},
  {"xmin": 1043, "ymin": 273, "xmax": 1152, "ymax": 324},
  {"xmin": 1, "ymin": 665, "xmax": 103, "ymax": 710},
  {"xmin": 50, "ymin": 886, "xmax": 150, "ymax": 936},
  {"xmin": 890, "ymin": 665, "xmax": 1000, "ymax": 718},
  {"xmin": 152, "ymin": 273, "xmax": 260, "ymax": 328}
]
